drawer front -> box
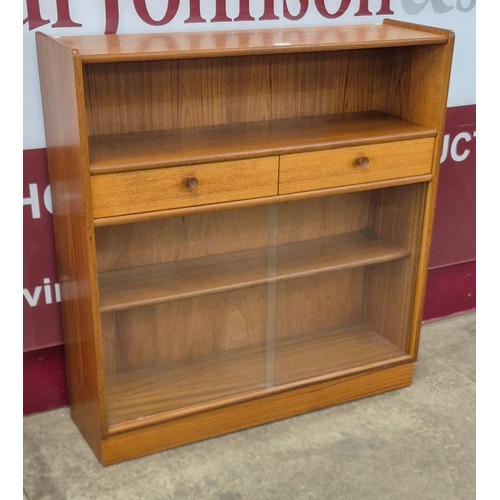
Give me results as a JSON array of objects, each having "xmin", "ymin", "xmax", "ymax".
[
  {"xmin": 91, "ymin": 157, "xmax": 279, "ymax": 218},
  {"xmin": 279, "ymin": 138, "xmax": 435, "ymax": 194}
]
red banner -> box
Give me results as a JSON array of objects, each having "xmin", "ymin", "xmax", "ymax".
[
  {"xmin": 23, "ymin": 149, "xmax": 63, "ymax": 351},
  {"xmin": 429, "ymin": 105, "xmax": 476, "ymax": 268}
]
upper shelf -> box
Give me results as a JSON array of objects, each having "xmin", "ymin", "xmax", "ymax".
[
  {"xmin": 89, "ymin": 111, "xmax": 436, "ymax": 174},
  {"xmin": 54, "ymin": 22, "xmax": 449, "ymax": 63}
]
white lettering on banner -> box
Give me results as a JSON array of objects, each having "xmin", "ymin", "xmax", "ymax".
[
  {"xmin": 401, "ymin": 0, "xmax": 475, "ymax": 14},
  {"xmin": 23, "ymin": 183, "xmax": 53, "ymax": 219},
  {"xmin": 23, "ymin": 277, "xmax": 61, "ymax": 307},
  {"xmin": 44, "ymin": 184, "xmax": 53, "ymax": 213},
  {"xmin": 440, "ymin": 130, "xmax": 476, "ymax": 164},
  {"xmin": 23, "ymin": 183, "xmax": 40, "ymax": 219}
]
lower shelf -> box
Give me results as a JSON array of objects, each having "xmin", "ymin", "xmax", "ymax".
[
  {"xmin": 105, "ymin": 324, "xmax": 410, "ymax": 433},
  {"xmin": 100, "ymin": 362, "xmax": 414, "ymax": 465}
]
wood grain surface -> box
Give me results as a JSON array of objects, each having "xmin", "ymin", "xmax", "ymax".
[
  {"xmin": 54, "ymin": 24, "xmax": 448, "ymax": 62},
  {"xmin": 104, "ymin": 323, "xmax": 409, "ymax": 432},
  {"xmin": 35, "ymin": 33, "xmax": 107, "ymax": 460},
  {"xmin": 279, "ymin": 137, "xmax": 434, "ymax": 194},
  {"xmin": 98, "ymin": 232, "xmax": 409, "ymax": 312},
  {"xmin": 91, "ymin": 157, "xmax": 278, "ymax": 218},
  {"xmin": 101, "ymin": 362, "xmax": 413, "ymax": 464},
  {"xmin": 88, "ymin": 112, "xmax": 435, "ymax": 174}
]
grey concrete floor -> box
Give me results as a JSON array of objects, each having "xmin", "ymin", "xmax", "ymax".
[{"xmin": 24, "ymin": 311, "xmax": 475, "ymax": 500}]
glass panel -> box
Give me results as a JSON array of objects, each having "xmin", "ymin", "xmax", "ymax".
[
  {"xmin": 96, "ymin": 183, "xmax": 426, "ymax": 428},
  {"xmin": 96, "ymin": 205, "xmax": 272, "ymax": 429},
  {"xmin": 273, "ymin": 183, "xmax": 426, "ymax": 386}
]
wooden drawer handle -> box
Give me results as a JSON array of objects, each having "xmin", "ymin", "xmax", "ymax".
[
  {"xmin": 185, "ymin": 177, "xmax": 199, "ymax": 190},
  {"xmin": 355, "ymin": 156, "xmax": 370, "ymax": 168}
]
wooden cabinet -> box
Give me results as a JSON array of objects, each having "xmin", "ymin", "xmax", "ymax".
[{"xmin": 36, "ymin": 20, "xmax": 454, "ymax": 465}]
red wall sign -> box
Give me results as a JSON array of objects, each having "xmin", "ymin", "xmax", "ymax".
[
  {"xmin": 429, "ymin": 105, "xmax": 476, "ymax": 268},
  {"xmin": 23, "ymin": 149, "xmax": 63, "ymax": 351}
]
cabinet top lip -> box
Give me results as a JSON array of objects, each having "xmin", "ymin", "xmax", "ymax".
[{"xmin": 38, "ymin": 21, "xmax": 451, "ymax": 63}]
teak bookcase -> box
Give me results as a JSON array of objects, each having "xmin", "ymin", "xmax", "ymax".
[{"xmin": 36, "ymin": 20, "xmax": 454, "ymax": 465}]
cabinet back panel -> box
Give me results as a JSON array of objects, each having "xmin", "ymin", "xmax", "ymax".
[
  {"xmin": 96, "ymin": 205, "xmax": 270, "ymax": 272},
  {"xmin": 276, "ymin": 192, "xmax": 370, "ymax": 246},
  {"xmin": 83, "ymin": 48, "xmax": 411, "ymax": 137},
  {"xmin": 276, "ymin": 269, "xmax": 365, "ymax": 340},
  {"xmin": 102, "ymin": 285, "xmax": 267, "ymax": 375}
]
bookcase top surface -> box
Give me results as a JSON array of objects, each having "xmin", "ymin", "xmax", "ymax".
[{"xmin": 49, "ymin": 22, "xmax": 449, "ymax": 62}]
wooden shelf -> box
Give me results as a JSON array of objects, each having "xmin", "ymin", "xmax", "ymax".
[
  {"xmin": 274, "ymin": 325, "xmax": 408, "ymax": 385},
  {"xmin": 55, "ymin": 24, "xmax": 448, "ymax": 63},
  {"xmin": 105, "ymin": 324, "xmax": 410, "ymax": 433},
  {"xmin": 98, "ymin": 231, "xmax": 410, "ymax": 312},
  {"xmin": 89, "ymin": 112, "xmax": 436, "ymax": 174}
]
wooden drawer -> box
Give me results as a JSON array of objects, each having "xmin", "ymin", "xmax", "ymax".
[
  {"xmin": 91, "ymin": 157, "xmax": 279, "ymax": 218},
  {"xmin": 279, "ymin": 138, "xmax": 434, "ymax": 194}
]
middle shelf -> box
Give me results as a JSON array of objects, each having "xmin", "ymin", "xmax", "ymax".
[
  {"xmin": 98, "ymin": 231, "xmax": 409, "ymax": 312},
  {"xmin": 88, "ymin": 111, "xmax": 436, "ymax": 174}
]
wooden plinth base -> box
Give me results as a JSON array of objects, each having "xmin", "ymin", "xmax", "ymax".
[{"xmin": 88, "ymin": 362, "xmax": 414, "ymax": 466}]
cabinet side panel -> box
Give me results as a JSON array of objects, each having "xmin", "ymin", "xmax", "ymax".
[
  {"xmin": 35, "ymin": 34, "xmax": 106, "ymax": 457},
  {"xmin": 383, "ymin": 20, "xmax": 454, "ymax": 132},
  {"xmin": 397, "ymin": 29, "xmax": 454, "ymax": 358},
  {"xmin": 404, "ymin": 44, "xmax": 454, "ymax": 133},
  {"xmin": 364, "ymin": 183, "xmax": 427, "ymax": 350},
  {"xmin": 379, "ymin": 22, "xmax": 454, "ymax": 358}
]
